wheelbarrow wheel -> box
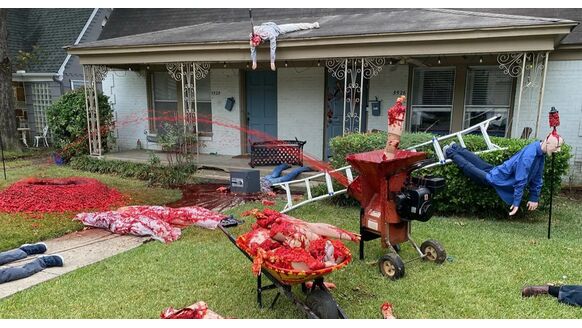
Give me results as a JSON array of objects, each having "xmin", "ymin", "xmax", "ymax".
[
  {"xmin": 305, "ymin": 289, "xmax": 339, "ymax": 319},
  {"xmin": 420, "ymin": 239, "xmax": 446, "ymax": 264},
  {"xmin": 378, "ymin": 253, "xmax": 405, "ymax": 280}
]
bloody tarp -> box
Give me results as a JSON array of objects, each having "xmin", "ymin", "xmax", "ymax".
[
  {"xmin": 0, "ymin": 177, "xmax": 124, "ymax": 213},
  {"xmin": 74, "ymin": 206, "xmax": 226, "ymax": 243}
]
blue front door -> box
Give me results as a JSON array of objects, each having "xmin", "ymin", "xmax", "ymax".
[{"xmin": 246, "ymin": 71, "xmax": 277, "ymax": 150}]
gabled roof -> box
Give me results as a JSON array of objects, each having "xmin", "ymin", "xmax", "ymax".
[
  {"xmin": 7, "ymin": 8, "xmax": 96, "ymax": 73},
  {"xmin": 97, "ymin": 8, "xmax": 397, "ymax": 40},
  {"xmin": 73, "ymin": 8, "xmax": 576, "ymax": 50}
]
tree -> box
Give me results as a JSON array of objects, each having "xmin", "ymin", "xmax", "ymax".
[{"xmin": 0, "ymin": 9, "xmax": 21, "ymax": 151}]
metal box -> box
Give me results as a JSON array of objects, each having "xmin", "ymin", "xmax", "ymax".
[{"xmin": 230, "ymin": 169, "xmax": 260, "ymax": 193}]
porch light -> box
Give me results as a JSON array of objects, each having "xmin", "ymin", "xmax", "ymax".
[
  {"xmin": 479, "ymin": 56, "xmax": 483, "ymax": 63},
  {"xmin": 317, "ymin": 60, "xmax": 320, "ymax": 67},
  {"xmin": 389, "ymin": 59, "xmax": 393, "ymax": 65},
  {"xmin": 223, "ymin": 62, "xmax": 227, "ymax": 68},
  {"xmin": 285, "ymin": 61, "xmax": 288, "ymax": 67},
  {"xmin": 437, "ymin": 57, "xmax": 441, "ymax": 65}
]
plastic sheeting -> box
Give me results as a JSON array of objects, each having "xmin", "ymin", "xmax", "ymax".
[{"xmin": 74, "ymin": 206, "xmax": 225, "ymax": 243}]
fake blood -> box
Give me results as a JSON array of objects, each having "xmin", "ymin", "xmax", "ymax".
[{"xmin": 0, "ymin": 177, "xmax": 124, "ymax": 213}]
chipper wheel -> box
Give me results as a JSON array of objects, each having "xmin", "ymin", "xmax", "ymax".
[
  {"xmin": 378, "ymin": 253, "xmax": 405, "ymax": 280},
  {"xmin": 305, "ymin": 289, "xmax": 340, "ymax": 319},
  {"xmin": 420, "ymin": 239, "xmax": 447, "ymax": 264}
]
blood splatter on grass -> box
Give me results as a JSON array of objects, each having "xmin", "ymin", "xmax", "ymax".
[{"xmin": 0, "ymin": 177, "xmax": 125, "ymax": 213}]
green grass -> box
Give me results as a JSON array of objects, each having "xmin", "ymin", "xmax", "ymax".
[
  {"xmin": 0, "ymin": 159, "xmax": 181, "ymax": 251},
  {"xmin": 0, "ymin": 190, "xmax": 580, "ymax": 319}
]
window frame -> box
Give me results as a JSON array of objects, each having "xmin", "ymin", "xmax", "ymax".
[
  {"xmin": 462, "ymin": 66, "xmax": 514, "ymax": 137},
  {"xmin": 409, "ymin": 67, "xmax": 456, "ymax": 135}
]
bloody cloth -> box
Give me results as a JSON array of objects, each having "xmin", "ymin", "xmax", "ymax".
[
  {"xmin": 0, "ymin": 177, "xmax": 124, "ymax": 213},
  {"xmin": 74, "ymin": 206, "xmax": 225, "ymax": 243}
]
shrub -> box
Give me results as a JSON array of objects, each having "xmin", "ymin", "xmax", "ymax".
[
  {"xmin": 46, "ymin": 88, "xmax": 113, "ymax": 161},
  {"xmin": 325, "ymin": 132, "xmax": 572, "ymax": 217},
  {"xmin": 70, "ymin": 156, "xmax": 197, "ymax": 187}
]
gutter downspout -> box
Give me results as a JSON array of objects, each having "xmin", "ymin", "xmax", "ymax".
[{"xmin": 56, "ymin": 8, "xmax": 99, "ymax": 81}]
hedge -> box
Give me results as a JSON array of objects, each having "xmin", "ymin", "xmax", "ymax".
[
  {"xmin": 323, "ymin": 131, "xmax": 571, "ymax": 217},
  {"xmin": 70, "ymin": 155, "xmax": 197, "ymax": 187}
]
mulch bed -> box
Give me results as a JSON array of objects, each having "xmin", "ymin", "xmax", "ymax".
[{"xmin": 0, "ymin": 177, "xmax": 125, "ymax": 213}]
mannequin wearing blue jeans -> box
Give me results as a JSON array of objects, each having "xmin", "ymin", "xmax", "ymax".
[
  {"xmin": 0, "ymin": 243, "xmax": 64, "ymax": 284},
  {"xmin": 445, "ymin": 132, "xmax": 563, "ymax": 216},
  {"xmin": 260, "ymin": 163, "xmax": 313, "ymax": 192},
  {"xmin": 522, "ymin": 285, "xmax": 582, "ymax": 307}
]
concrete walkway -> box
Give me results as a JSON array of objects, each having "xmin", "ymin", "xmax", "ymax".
[{"xmin": 0, "ymin": 228, "xmax": 149, "ymax": 300}]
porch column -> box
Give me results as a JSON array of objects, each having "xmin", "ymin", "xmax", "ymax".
[
  {"xmin": 325, "ymin": 57, "xmax": 385, "ymax": 134},
  {"xmin": 82, "ymin": 64, "xmax": 108, "ymax": 157},
  {"xmin": 166, "ymin": 62, "xmax": 210, "ymax": 155}
]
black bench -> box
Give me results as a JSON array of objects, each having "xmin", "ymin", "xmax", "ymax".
[{"xmin": 249, "ymin": 139, "xmax": 306, "ymax": 167}]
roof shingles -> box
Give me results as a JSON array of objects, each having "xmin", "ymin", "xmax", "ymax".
[{"xmin": 7, "ymin": 8, "xmax": 95, "ymax": 73}]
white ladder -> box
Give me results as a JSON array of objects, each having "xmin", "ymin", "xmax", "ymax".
[
  {"xmin": 272, "ymin": 166, "xmax": 354, "ymax": 213},
  {"xmin": 405, "ymin": 115, "xmax": 506, "ymax": 170},
  {"xmin": 274, "ymin": 115, "xmax": 505, "ymax": 213}
]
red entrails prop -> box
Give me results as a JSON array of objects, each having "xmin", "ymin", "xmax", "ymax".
[
  {"xmin": 381, "ymin": 302, "xmax": 396, "ymax": 319},
  {"xmin": 161, "ymin": 301, "xmax": 224, "ymax": 319},
  {"xmin": 0, "ymin": 177, "xmax": 124, "ymax": 213},
  {"xmin": 237, "ymin": 208, "xmax": 358, "ymax": 281}
]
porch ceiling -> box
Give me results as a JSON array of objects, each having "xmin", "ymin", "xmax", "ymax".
[{"xmin": 68, "ymin": 8, "xmax": 577, "ymax": 65}]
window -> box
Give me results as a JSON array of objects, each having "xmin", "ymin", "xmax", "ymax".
[
  {"xmin": 149, "ymin": 72, "xmax": 212, "ymax": 134},
  {"xmin": 151, "ymin": 72, "xmax": 178, "ymax": 133},
  {"xmin": 196, "ymin": 76, "xmax": 212, "ymax": 134},
  {"xmin": 464, "ymin": 67, "xmax": 513, "ymax": 137},
  {"xmin": 12, "ymin": 82, "xmax": 28, "ymax": 128},
  {"xmin": 70, "ymin": 80, "xmax": 86, "ymax": 90},
  {"xmin": 410, "ymin": 68, "xmax": 455, "ymax": 135},
  {"xmin": 31, "ymin": 83, "xmax": 51, "ymax": 134}
]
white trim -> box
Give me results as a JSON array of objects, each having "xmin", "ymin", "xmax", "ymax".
[
  {"xmin": 57, "ymin": 8, "xmax": 99, "ymax": 80},
  {"xmin": 12, "ymin": 72, "xmax": 57, "ymax": 82}
]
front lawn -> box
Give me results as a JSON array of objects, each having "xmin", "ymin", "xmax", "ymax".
[
  {"xmin": 0, "ymin": 159, "xmax": 181, "ymax": 251},
  {"xmin": 0, "ymin": 191, "xmax": 580, "ymax": 318}
]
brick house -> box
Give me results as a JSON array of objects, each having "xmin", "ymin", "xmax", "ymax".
[{"xmin": 66, "ymin": 8, "xmax": 582, "ymax": 183}]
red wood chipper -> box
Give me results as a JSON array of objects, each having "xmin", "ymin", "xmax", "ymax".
[{"xmin": 346, "ymin": 149, "xmax": 446, "ymax": 280}]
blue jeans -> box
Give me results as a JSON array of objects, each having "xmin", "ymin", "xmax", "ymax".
[
  {"xmin": 446, "ymin": 144, "xmax": 493, "ymax": 186},
  {"xmin": 260, "ymin": 163, "xmax": 313, "ymax": 191},
  {"xmin": 0, "ymin": 248, "xmax": 47, "ymax": 284},
  {"xmin": 557, "ymin": 285, "xmax": 582, "ymax": 307}
]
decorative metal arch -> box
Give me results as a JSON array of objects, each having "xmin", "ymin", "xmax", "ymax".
[
  {"xmin": 325, "ymin": 57, "xmax": 386, "ymax": 134},
  {"xmin": 83, "ymin": 64, "xmax": 109, "ymax": 157},
  {"xmin": 497, "ymin": 52, "xmax": 549, "ymax": 138},
  {"xmin": 166, "ymin": 62, "xmax": 210, "ymax": 155}
]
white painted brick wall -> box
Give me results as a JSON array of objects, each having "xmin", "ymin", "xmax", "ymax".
[
  {"xmin": 102, "ymin": 70, "xmax": 149, "ymax": 151},
  {"xmin": 367, "ymin": 65, "xmax": 409, "ymax": 132},
  {"xmin": 204, "ymin": 69, "xmax": 242, "ymax": 156},
  {"xmin": 540, "ymin": 60, "xmax": 582, "ymax": 185},
  {"xmin": 277, "ymin": 67, "xmax": 325, "ymax": 160}
]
